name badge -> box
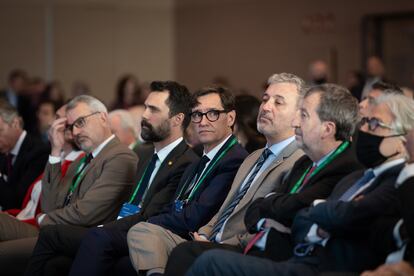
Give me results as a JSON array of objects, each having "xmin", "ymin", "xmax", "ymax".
[
  {"xmin": 117, "ymin": 202, "xmax": 141, "ymax": 220},
  {"xmin": 174, "ymin": 200, "xmax": 185, "ymax": 213}
]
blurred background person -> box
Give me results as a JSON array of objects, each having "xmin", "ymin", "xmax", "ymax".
[
  {"xmin": 309, "ymin": 60, "xmax": 329, "ymax": 85},
  {"xmin": 111, "ymin": 74, "xmax": 142, "ymax": 110}
]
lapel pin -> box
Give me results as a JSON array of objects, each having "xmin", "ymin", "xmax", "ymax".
[{"xmin": 168, "ymin": 161, "xmax": 173, "ymax": 166}]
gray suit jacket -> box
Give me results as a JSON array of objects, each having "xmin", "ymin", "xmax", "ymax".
[
  {"xmin": 40, "ymin": 137, "xmax": 138, "ymax": 227},
  {"xmin": 198, "ymin": 140, "xmax": 303, "ymax": 245}
]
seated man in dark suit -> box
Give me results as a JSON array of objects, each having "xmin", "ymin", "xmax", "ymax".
[
  {"xmin": 184, "ymin": 91, "xmax": 413, "ymax": 276},
  {"xmin": 24, "ymin": 81, "xmax": 199, "ymax": 275},
  {"xmin": 45, "ymin": 86, "xmax": 247, "ymax": 276},
  {"xmin": 165, "ymin": 83, "xmax": 363, "ymax": 275},
  {"xmin": 0, "ymin": 101, "xmax": 49, "ymax": 210},
  {"xmin": 361, "ymin": 96, "xmax": 414, "ymax": 276}
]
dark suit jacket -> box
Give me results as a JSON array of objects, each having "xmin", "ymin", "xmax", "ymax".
[
  {"xmin": 106, "ymin": 140, "xmax": 199, "ymax": 232},
  {"xmin": 0, "ymin": 133, "xmax": 49, "ymax": 209},
  {"xmin": 148, "ymin": 137, "xmax": 249, "ymax": 239},
  {"xmin": 292, "ymin": 161, "xmax": 404, "ymax": 272},
  {"xmin": 244, "ymin": 143, "xmax": 363, "ymax": 231},
  {"xmin": 398, "ymin": 176, "xmax": 414, "ymax": 264}
]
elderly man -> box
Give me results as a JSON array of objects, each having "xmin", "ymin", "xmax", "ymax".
[
  {"xmin": 0, "ymin": 101, "xmax": 49, "ymax": 210},
  {"xmin": 186, "ymin": 90, "xmax": 413, "ymax": 276},
  {"xmin": 166, "ymin": 83, "xmax": 363, "ymax": 275},
  {"xmin": 108, "ymin": 109, "xmax": 141, "ymax": 151},
  {"xmin": 65, "ymin": 86, "xmax": 248, "ymax": 275},
  {"xmin": 0, "ymin": 95, "xmax": 137, "ymax": 275}
]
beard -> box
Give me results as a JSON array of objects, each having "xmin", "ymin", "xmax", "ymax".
[{"xmin": 141, "ymin": 119, "xmax": 171, "ymax": 142}]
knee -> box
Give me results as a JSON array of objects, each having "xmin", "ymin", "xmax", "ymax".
[{"xmin": 82, "ymin": 227, "xmax": 113, "ymax": 248}]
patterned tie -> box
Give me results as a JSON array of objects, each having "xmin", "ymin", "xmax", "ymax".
[
  {"xmin": 209, "ymin": 148, "xmax": 272, "ymax": 242},
  {"xmin": 181, "ymin": 155, "xmax": 210, "ymax": 199},
  {"xmin": 339, "ymin": 169, "xmax": 375, "ymax": 201},
  {"xmin": 132, "ymin": 154, "xmax": 159, "ymax": 205}
]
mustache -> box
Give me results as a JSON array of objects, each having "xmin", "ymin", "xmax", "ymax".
[{"xmin": 141, "ymin": 119, "xmax": 153, "ymax": 130}]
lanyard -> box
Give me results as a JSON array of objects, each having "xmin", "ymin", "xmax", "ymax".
[
  {"xmin": 128, "ymin": 159, "xmax": 154, "ymax": 204},
  {"xmin": 177, "ymin": 136, "xmax": 238, "ymax": 202},
  {"xmin": 289, "ymin": 141, "xmax": 349, "ymax": 194},
  {"xmin": 69, "ymin": 156, "xmax": 89, "ymax": 194}
]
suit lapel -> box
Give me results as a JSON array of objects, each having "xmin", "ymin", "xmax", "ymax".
[
  {"xmin": 144, "ymin": 141, "xmax": 187, "ymax": 198},
  {"xmin": 228, "ymin": 141, "xmax": 299, "ymax": 219}
]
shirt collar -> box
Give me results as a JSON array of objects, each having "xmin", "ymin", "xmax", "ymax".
[
  {"xmin": 373, "ymin": 158, "xmax": 405, "ymax": 177},
  {"xmin": 10, "ymin": 130, "xmax": 27, "ymax": 156},
  {"xmin": 63, "ymin": 150, "xmax": 84, "ymax": 161},
  {"xmin": 267, "ymin": 136, "xmax": 295, "ymax": 158},
  {"xmin": 154, "ymin": 137, "xmax": 184, "ymax": 164},
  {"xmin": 203, "ymin": 134, "xmax": 232, "ymax": 161},
  {"xmin": 91, "ymin": 134, "xmax": 115, "ymax": 158}
]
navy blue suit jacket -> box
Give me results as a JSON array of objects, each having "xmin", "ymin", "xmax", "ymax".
[
  {"xmin": 148, "ymin": 138, "xmax": 248, "ymax": 239},
  {"xmin": 291, "ymin": 162, "xmax": 404, "ymax": 272}
]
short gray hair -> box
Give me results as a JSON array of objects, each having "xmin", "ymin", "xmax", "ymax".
[
  {"xmin": 267, "ymin": 73, "xmax": 306, "ymax": 97},
  {"xmin": 0, "ymin": 100, "xmax": 23, "ymax": 128},
  {"xmin": 373, "ymin": 93, "xmax": 414, "ymax": 134},
  {"xmin": 305, "ymin": 84, "xmax": 359, "ymax": 141},
  {"xmin": 67, "ymin": 95, "xmax": 107, "ymax": 114},
  {"xmin": 109, "ymin": 109, "xmax": 138, "ymax": 138}
]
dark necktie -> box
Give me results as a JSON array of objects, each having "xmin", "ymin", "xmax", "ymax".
[
  {"xmin": 181, "ymin": 155, "xmax": 210, "ymax": 199},
  {"xmin": 209, "ymin": 148, "xmax": 272, "ymax": 241},
  {"xmin": 64, "ymin": 153, "xmax": 93, "ymax": 206},
  {"xmin": 131, "ymin": 154, "xmax": 158, "ymax": 205},
  {"xmin": 6, "ymin": 153, "xmax": 14, "ymax": 176}
]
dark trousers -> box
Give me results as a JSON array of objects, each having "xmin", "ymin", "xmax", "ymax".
[
  {"xmin": 165, "ymin": 229, "xmax": 293, "ymax": 276},
  {"xmin": 24, "ymin": 224, "xmax": 89, "ymax": 276},
  {"xmin": 186, "ymin": 249, "xmax": 318, "ymax": 276},
  {"xmin": 69, "ymin": 227, "xmax": 136, "ymax": 276}
]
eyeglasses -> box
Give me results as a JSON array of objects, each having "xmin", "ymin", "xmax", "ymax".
[
  {"xmin": 190, "ymin": 110, "xmax": 228, "ymax": 123},
  {"xmin": 66, "ymin": 112, "xmax": 100, "ymax": 132},
  {"xmin": 360, "ymin": 117, "xmax": 393, "ymax": 131}
]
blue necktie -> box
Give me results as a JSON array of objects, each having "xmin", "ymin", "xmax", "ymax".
[
  {"xmin": 294, "ymin": 169, "xmax": 376, "ymax": 257},
  {"xmin": 209, "ymin": 148, "xmax": 272, "ymax": 242},
  {"xmin": 339, "ymin": 169, "xmax": 375, "ymax": 201}
]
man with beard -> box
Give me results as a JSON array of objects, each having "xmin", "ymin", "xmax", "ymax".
[{"xmin": 24, "ymin": 81, "xmax": 199, "ymax": 275}]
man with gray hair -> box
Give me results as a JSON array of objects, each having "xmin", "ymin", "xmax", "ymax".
[
  {"xmin": 0, "ymin": 101, "xmax": 49, "ymax": 210},
  {"xmin": 108, "ymin": 109, "xmax": 140, "ymax": 151},
  {"xmin": 165, "ymin": 83, "xmax": 363, "ymax": 275},
  {"xmin": 0, "ymin": 95, "xmax": 137, "ymax": 275}
]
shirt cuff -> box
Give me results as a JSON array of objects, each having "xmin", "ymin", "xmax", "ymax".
[
  {"xmin": 49, "ymin": 155, "xmax": 61, "ymax": 164},
  {"xmin": 37, "ymin": 213, "xmax": 47, "ymax": 225},
  {"xmin": 312, "ymin": 199, "xmax": 326, "ymax": 206},
  {"xmin": 256, "ymin": 218, "xmax": 266, "ymax": 231},
  {"xmin": 265, "ymin": 192, "xmax": 276, "ymax": 198},
  {"xmin": 393, "ymin": 219, "xmax": 405, "ymax": 247},
  {"xmin": 396, "ymin": 163, "xmax": 414, "ymax": 187},
  {"xmin": 306, "ymin": 224, "xmax": 324, "ymax": 243}
]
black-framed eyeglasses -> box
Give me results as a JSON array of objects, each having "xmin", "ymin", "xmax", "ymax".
[
  {"xmin": 66, "ymin": 112, "xmax": 100, "ymax": 132},
  {"xmin": 190, "ymin": 110, "xmax": 228, "ymax": 123},
  {"xmin": 360, "ymin": 117, "xmax": 393, "ymax": 131}
]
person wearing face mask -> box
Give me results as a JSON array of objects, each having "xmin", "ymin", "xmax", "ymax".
[{"xmin": 183, "ymin": 92, "xmax": 414, "ymax": 276}]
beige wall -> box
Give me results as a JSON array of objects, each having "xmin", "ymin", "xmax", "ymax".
[
  {"xmin": 0, "ymin": 1, "xmax": 175, "ymax": 104},
  {"xmin": 1, "ymin": 0, "xmax": 414, "ymax": 102},
  {"xmin": 176, "ymin": 0, "xmax": 414, "ymax": 94}
]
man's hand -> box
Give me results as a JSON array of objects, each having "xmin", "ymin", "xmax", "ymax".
[
  {"xmin": 362, "ymin": 261, "xmax": 414, "ymax": 276},
  {"xmin": 192, "ymin": 232, "xmax": 209, "ymax": 242},
  {"xmin": 49, "ymin": 117, "xmax": 67, "ymax": 156},
  {"xmin": 317, "ymin": 227, "xmax": 330, "ymax": 238}
]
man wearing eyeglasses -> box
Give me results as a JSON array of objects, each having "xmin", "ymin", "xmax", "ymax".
[
  {"xmin": 0, "ymin": 95, "xmax": 138, "ymax": 275},
  {"xmin": 184, "ymin": 92, "xmax": 413, "ymax": 276}
]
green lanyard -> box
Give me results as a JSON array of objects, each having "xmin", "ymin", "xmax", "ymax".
[
  {"xmin": 68, "ymin": 155, "xmax": 89, "ymax": 194},
  {"xmin": 289, "ymin": 141, "xmax": 349, "ymax": 194},
  {"xmin": 128, "ymin": 159, "xmax": 153, "ymax": 204},
  {"xmin": 177, "ymin": 136, "xmax": 238, "ymax": 202}
]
